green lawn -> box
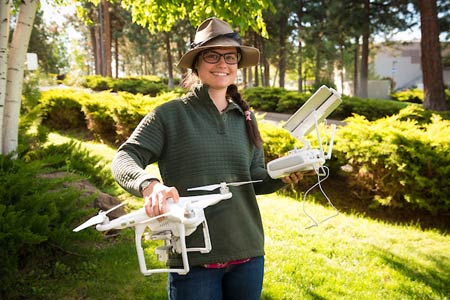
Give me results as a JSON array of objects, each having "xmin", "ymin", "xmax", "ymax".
[{"xmin": 37, "ymin": 133, "xmax": 449, "ymax": 300}]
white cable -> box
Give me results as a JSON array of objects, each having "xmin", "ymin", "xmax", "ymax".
[{"xmin": 301, "ymin": 166, "xmax": 339, "ymax": 229}]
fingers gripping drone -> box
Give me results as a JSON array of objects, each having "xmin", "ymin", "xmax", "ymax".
[{"xmin": 73, "ymin": 180, "xmax": 261, "ymax": 276}]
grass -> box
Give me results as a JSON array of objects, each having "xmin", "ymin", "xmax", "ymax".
[
  {"xmin": 33, "ymin": 132, "xmax": 450, "ymax": 300},
  {"xmin": 260, "ymin": 194, "xmax": 449, "ymax": 300}
]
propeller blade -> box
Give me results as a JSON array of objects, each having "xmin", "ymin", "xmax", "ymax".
[
  {"xmin": 187, "ymin": 180, "xmax": 263, "ymax": 192},
  {"xmin": 227, "ymin": 180, "xmax": 263, "ymax": 186},
  {"xmin": 73, "ymin": 214, "xmax": 105, "ymax": 232},
  {"xmin": 73, "ymin": 202, "xmax": 126, "ymax": 232},
  {"xmin": 187, "ymin": 184, "xmax": 221, "ymax": 192},
  {"xmin": 105, "ymin": 202, "xmax": 126, "ymax": 214}
]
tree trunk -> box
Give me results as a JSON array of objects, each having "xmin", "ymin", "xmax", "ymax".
[
  {"xmin": 340, "ymin": 44, "xmax": 345, "ymax": 94},
  {"xmin": 163, "ymin": 33, "xmax": 174, "ymax": 89},
  {"xmin": 0, "ymin": 0, "xmax": 11, "ymax": 152},
  {"xmin": 359, "ymin": 0, "xmax": 370, "ymax": 98},
  {"xmin": 297, "ymin": 38, "xmax": 303, "ymax": 92},
  {"xmin": 102, "ymin": 0, "xmax": 112, "ymax": 77},
  {"xmin": 314, "ymin": 45, "xmax": 321, "ymax": 86},
  {"xmin": 418, "ymin": 0, "xmax": 448, "ymax": 111},
  {"xmin": 3, "ymin": 0, "xmax": 38, "ymax": 155},
  {"xmin": 295, "ymin": 1, "xmax": 304, "ymax": 92},
  {"xmin": 248, "ymin": 65, "xmax": 253, "ymax": 88},
  {"xmin": 114, "ymin": 36, "xmax": 119, "ymax": 78},
  {"xmin": 353, "ymin": 36, "xmax": 360, "ymax": 97},
  {"xmin": 278, "ymin": 18, "xmax": 287, "ymax": 88}
]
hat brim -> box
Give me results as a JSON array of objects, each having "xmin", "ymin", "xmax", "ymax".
[{"xmin": 177, "ymin": 39, "xmax": 260, "ymax": 69}]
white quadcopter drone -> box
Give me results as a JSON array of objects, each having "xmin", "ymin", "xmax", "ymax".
[
  {"xmin": 266, "ymin": 85, "xmax": 342, "ymax": 228},
  {"xmin": 73, "ymin": 180, "xmax": 261, "ymax": 276}
]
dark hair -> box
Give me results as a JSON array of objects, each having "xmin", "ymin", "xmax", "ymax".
[{"xmin": 226, "ymin": 84, "xmax": 263, "ymax": 149}]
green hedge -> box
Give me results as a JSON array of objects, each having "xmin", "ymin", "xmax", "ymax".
[
  {"xmin": 82, "ymin": 75, "xmax": 169, "ymax": 96},
  {"xmin": 39, "ymin": 89, "xmax": 181, "ymax": 144},
  {"xmin": 0, "ymin": 150, "xmax": 100, "ymax": 298},
  {"xmin": 243, "ymin": 87, "xmax": 412, "ymax": 121},
  {"xmin": 333, "ymin": 105, "xmax": 450, "ymax": 214}
]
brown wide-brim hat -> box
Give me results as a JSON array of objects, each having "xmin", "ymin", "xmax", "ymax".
[{"xmin": 177, "ymin": 17, "xmax": 260, "ymax": 69}]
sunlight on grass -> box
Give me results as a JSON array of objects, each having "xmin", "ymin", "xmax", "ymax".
[
  {"xmin": 259, "ymin": 193, "xmax": 450, "ymax": 300},
  {"xmin": 47, "ymin": 132, "xmax": 118, "ymax": 161}
]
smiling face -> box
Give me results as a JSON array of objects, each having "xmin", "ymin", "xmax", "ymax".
[{"xmin": 196, "ymin": 47, "xmax": 239, "ymax": 92}]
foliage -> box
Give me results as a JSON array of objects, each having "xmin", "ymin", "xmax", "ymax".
[
  {"xmin": 82, "ymin": 75, "xmax": 169, "ymax": 96},
  {"xmin": 259, "ymin": 119, "xmax": 300, "ymax": 162},
  {"xmin": 28, "ymin": 10, "xmax": 70, "ymax": 74},
  {"xmin": 333, "ymin": 105, "xmax": 450, "ymax": 213},
  {"xmin": 111, "ymin": 76, "xmax": 168, "ymax": 96},
  {"xmin": 242, "ymin": 87, "xmax": 287, "ymax": 111},
  {"xmin": 390, "ymin": 88, "xmax": 450, "ymax": 108},
  {"xmin": 276, "ymin": 90, "xmax": 312, "ymax": 113},
  {"xmin": 332, "ymin": 95, "xmax": 412, "ymax": 121},
  {"xmin": 39, "ymin": 89, "xmax": 88, "ymax": 130},
  {"xmin": 243, "ymin": 86, "xmax": 412, "ymax": 120},
  {"xmin": 39, "ymin": 88, "xmax": 181, "ymax": 145},
  {"xmin": 118, "ymin": 0, "xmax": 273, "ymax": 37},
  {"xmin": 391, "ymin": 88, "xmax": 424, "ymax": 103},
  {"xmin": 0, "ymin": 154, "xmax": 96, "ymax": 299},
  {"xmin": 82, "ymin": 75, "xmax": 113, "ymax": 91},
  {"xmin": 21, "ymin": 71, "xmax": 42, "ymax": 114}
]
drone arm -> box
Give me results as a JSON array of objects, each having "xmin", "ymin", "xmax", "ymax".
[{"xmin": 96, "ymin": 208, "xmax": 173, "ymax": 232}]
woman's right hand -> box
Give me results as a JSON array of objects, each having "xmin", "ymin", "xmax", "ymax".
[{"xmin": 142, "ymin": 181, "xmax": 179, "ymax": 217}]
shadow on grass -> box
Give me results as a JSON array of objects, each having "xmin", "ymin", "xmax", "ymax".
[
  {"xmin": 279, "ymin": 174, "xmax": 450, "ymax": 234},
  {"xmin": 371, "ymin": 246, "xmax": 450, "ymax": 299}
]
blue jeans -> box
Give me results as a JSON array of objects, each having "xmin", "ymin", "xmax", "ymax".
[{"xmin": 167, "ymin": 256, "xmax": 264, "ymax": 300}]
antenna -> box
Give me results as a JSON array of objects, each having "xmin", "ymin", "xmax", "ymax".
[
  {"xmin": 266, "ymin": 86, "xmax": 342, "ymax": 227},
  {"xmin": 267, "ymin": 86, "xmax": 342, "ymax": 179},
  {"xmin": 283, "ymin": 85, "xmax": 342, "ymax": 139}
]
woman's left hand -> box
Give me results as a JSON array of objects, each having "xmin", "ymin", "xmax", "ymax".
[{"xmin": 281, "ymin": 170, "xmax": 314, "ymax": 184}]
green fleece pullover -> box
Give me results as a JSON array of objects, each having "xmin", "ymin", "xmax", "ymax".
[{"xmin": 111, "ymin": 84, "xmax": 285, "ymax": 267}]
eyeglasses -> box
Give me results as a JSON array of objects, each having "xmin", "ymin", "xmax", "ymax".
[{"xmin": 201, "ymin": 50, "xmax": 241, "ymax": 65}]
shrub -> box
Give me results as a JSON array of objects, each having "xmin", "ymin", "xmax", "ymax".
[
  {"xmin": 258, "ymin": 116, "xmax": 301, "ymax": 162},
  {"xmin": 83, "ymin": 75, "xmax": 169, "ymax": 96},
  {"xmin": 111, "ymin": 76, "xmax": 168, "ymax": 96},
  {"xmin": 242, "ymin": 87, "xmax": 286, "ymax": 111},
  {"xmin": 21, "ymin": 71, "xmax": 42, "ymax": 114},
  {"xmin": 276, "ymin": 90, "xmax": 311, "ymax": 113},
  {"xmin": 333, "ymin": 105, "xmax": 450, "ymax": 214},
  {"xmin": 242, "ymin": 86, "xmax": 412, "ymax": 121},
  {"xmin": 39, "ymin": 89, "xmax": 88, "ymax": 130},
  {"xmin": 391, "ymin": 88, "xmax": 423, "ymax": 103},
  {"xmin": 82, "ymin": 75, "xmax": 113, "ymax": 91},
  {"xmin": 331, "ymin": 95, "xmax": 411, "ymax": 121},
  {"xmin": 0, "ymin": 155, "xmax": 95, "ymax": 298},
  {"xmin": 80, "ymin": 91, "xmax": 118, "ymax": 142}
]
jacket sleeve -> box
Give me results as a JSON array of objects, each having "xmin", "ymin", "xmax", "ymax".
[
  {"xmin": 249, "ymin": 143, "xmax": 286, "ymax": 195},
  {"xmin": 111, "ymin": 110, "xmax": 164, "ymax": 197}
]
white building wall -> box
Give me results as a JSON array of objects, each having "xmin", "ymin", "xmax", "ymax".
[{"xmin": 374, "ymin": 43, "xmax": 422, "ymax": 90}]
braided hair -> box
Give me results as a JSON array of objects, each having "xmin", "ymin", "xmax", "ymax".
[{"xmin": 226, "ymin": 84, "xmax": 263, "ymax": 149}]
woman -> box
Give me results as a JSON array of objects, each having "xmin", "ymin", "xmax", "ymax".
[{"xmin": 111, "ymin": 17, "xmax": 304, "ymax": 300}]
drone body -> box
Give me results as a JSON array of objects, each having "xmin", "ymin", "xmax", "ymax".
[{"xmin": 73, "ymin": 181, "xmax": 260, "ymax": 276}]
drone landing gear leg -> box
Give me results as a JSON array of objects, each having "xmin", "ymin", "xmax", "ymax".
[
  {"xmin": 186, "ymin": 220, "xmax": 212, "ymax": 254},
  {"xmin": 135, "ymin": 224, "xmax": 190, "ymax": 276}
]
